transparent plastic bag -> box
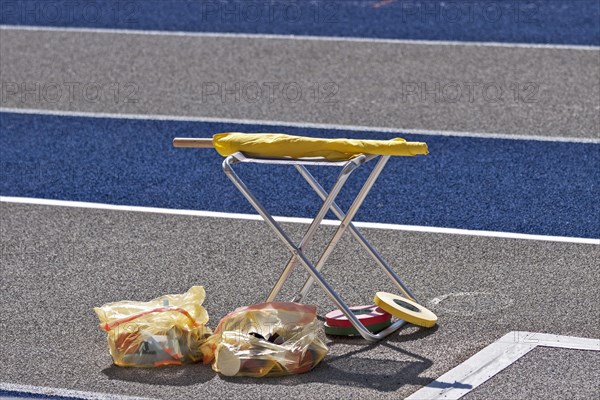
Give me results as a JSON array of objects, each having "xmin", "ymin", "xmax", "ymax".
[
  {"xmin": 94, "ymin": 286, "xmax": 212, "ymax": 367},
  {"xmin": 201, "ymin": 302, "xmax": 328, "ymax": 377}
]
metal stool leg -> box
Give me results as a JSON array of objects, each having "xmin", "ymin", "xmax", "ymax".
[
  {"xmin": 294, "ymin": 165, "xmax": 417, "ymax": 302},
  {"xmin": 292, "ymin": 156, "xmax": 392, "ymax": 303},
  {"xmin": 266, "ymin": 158, "xmax": 363, "ymax": 302},
  {"xmin": 222, "ymin": 154, "xmax": 409, "ymax": 341}
]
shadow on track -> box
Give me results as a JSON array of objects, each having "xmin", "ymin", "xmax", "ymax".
[{"xmin": 102, "ymin": 362, "xmax": 214, "ymax": 386}]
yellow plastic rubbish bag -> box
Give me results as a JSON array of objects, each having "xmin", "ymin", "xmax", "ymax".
[
  {"xmin": 201, "ymin": 302, "xmax": 328, "ymax": 377},
  {"xmin": 94, "ymin": 286, "xmax": 212, "ymax": 367},
  {"xmin": 212, "ymin": 132, "xmax": 429, "ymax": 161}
]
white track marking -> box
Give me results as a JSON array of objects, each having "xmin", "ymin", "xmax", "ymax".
[
  {"xmin": 1, "ymin": 25, "xmax": 598, "ymax": 51},
  {"xmin": 2, "ymin": 108, "xmax": 598, "ymax": 144},
  {"xmin": 406, "ymin": 331, "xmax": 600, "ymax": 400},
  {"xmin": 2, "ymin": 197, "xmax": 598, "ymax": 245},
  {"xmin": 0, "ymin": 382, "xmax": 153, "ymax": 400},
  {"xmin": 529, "ymin": 332, "xmax": 600, "ymax": 351}
]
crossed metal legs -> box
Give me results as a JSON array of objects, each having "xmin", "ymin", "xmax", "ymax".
[{"xmin": 222, "ymin": 152, "xmax": 415, "ymax": 341}]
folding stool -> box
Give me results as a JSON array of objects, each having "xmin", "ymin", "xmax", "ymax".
[{"xmin": 220, "ymin": 151, "xmax": 419, "ymax": 341}]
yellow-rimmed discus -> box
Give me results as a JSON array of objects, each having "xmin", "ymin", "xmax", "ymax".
[{"xmin": 374, "ymin": 292, "xmax": 437, "ymax": 328}]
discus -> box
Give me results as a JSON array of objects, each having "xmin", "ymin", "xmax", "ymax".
[
  {"xmin": 374, "ymin": 292, "xmax": 437, "ymax": 328},
  {"xmin": 324, "ymin": 319, "xmax": 392, "ymax": 336},
  {"xmin": 325, "ymin": 305, "xmax": 391, "ymax": 328},
  {"xmin": 215, "ymin": 344, "xmax": 241, "ymax": 376}
]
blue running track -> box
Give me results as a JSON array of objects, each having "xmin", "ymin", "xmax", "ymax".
[
  {"xmin": 1, "ymin": 0, "xmax": 599, "ymax": 45},
  {"xmin": 0, "ymin": 389, "xmax": 74, "ymax": 399},
  {"xmin": 1, "ymin": 112, "xmax": 598, "ymax": 238}
]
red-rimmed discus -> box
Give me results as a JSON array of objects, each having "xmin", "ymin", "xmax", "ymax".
[
  {"xmin": 325, "ymin": 305, "xmax": 391, "ymax": 328},
  {"xmin": 324, "ymin": 320, "xmax": 392, "ymax": 336}
]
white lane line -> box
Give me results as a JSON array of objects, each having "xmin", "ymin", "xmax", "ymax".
[
  {"xmin": 528, "ymin": 332, "xmax": 600, "ymax": 351},
  {"xmin": 2, "ymin": 108, "xmax": 599, "ymax": 144},
  {"xmin": 0, "ymin": 382, "xmax": 154, "ymax": 400},
  {"xmin": 2, "ymin": 197, "xmax": 598, "ymax": 245},
  {"xmin": 1, "ymin": 25, "xmax": 598, "ymax": 51},
  {"xmin": 406, "ymin": 331, "xmax": 600, "ymax": 400}
]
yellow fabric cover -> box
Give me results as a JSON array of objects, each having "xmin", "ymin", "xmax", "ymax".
[{"xmin": 212, "ymin": 132, "xmax": 428, "ymax": 161}]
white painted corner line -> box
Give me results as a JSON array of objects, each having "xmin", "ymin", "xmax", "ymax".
[
  {"xmin": 0, "ymin": 382, "xmax": 154, "ymax": 400},
  {"xmin": 1, "ymin": 24, "xmax": 598, "ymax": 51},
  {"xmin": 1, "ymin": 107, "xmax": 599, "ymax": 144},
  {"xmin": 1, "ymin": 197, "xmax": 598, "ymax": 245},
  {"xmin": 406, "ymin": 331, "xmax": 600, "ymax": 400}
]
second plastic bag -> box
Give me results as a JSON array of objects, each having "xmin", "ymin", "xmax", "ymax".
[{"xmin": 201, "ymin": 302, "xmax": 328, "ymax": 377}]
